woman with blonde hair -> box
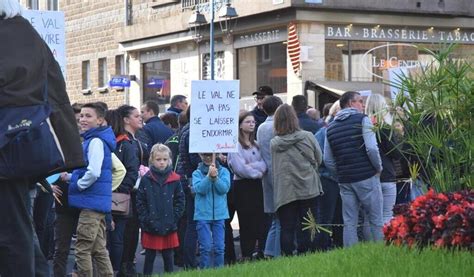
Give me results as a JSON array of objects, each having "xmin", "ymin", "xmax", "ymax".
[
  {"xmin": 325, "ymin": 100, "xmax": 341, "ymax": 124},
  {"xmin": 365, "ymin": 94, "xmax": 400, "ymax": 224},
  {"xmin": 271, "ymin": 104, "xmax": 323, "ymax": 255}
]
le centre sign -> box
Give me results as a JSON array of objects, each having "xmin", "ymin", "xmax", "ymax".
[{"xmin": 326, "ymin": 24, "xmax": 474, "ymax": 44}]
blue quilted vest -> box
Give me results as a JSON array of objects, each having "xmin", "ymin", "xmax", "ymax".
[
  {"xmin": 326, "ymin": 113, "xmax": 376, "ymax": 183},
  {"xmin": 69, "ymin": 126, "xmax": 116, "ymax": 213}
]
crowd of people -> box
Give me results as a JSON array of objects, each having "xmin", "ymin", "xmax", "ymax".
[
  {"xmin": 1, "ymin": 1, "xmax": 411, "ymax": 276},
  {"xmin": 31, "ymin": 88, "xmax": 407, "ymax": 276}
]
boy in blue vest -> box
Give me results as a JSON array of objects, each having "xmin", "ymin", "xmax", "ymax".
[{"xmin": 67, "ymin": 103, "xmax": 115, "ymax": 276}]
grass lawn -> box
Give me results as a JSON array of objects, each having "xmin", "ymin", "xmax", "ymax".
[{"xmin": 169, "ymin": 243, "xmax": 473, "ymax": 276}]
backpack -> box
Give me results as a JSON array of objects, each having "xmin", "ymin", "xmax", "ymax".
[{"xmin": 0, "ymin": 81, "xmax": 65, "ymax": 181}]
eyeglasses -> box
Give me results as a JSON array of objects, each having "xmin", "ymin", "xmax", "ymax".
[{"xmin": 254, "ymin": 96, "xmax": 265, "ymax": 101}]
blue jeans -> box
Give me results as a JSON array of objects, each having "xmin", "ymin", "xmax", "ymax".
[
  {"xmin": 107, "ymin": 216, "xmax": 127, "ymax": 271},
  {"xmin": 339, "ymin": 175, "xmax": 383, "ymax": 247},
  {"xmin": 381, "ymin": 182, "xmax": 396, "ymax": 224},
  {"xmin": 362, "ymin": 181, "xmax": 397, "ymax": 240},
  {"xmin": 264, "ymin": 215, "xmax": 281, "ymax": 257},
  {"xmin": 196, "ymin": 220, "xmax": 225, "ymax": 269}
]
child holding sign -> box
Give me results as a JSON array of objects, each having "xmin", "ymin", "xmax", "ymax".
[{"xmin": 192, "ymin": 153, "xmax": 231, "ymax": 268}]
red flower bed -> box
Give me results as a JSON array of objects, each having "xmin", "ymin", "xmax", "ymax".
[{"xmin": 384, "ymin": 189, "xmax": 474, "ymax": 250}]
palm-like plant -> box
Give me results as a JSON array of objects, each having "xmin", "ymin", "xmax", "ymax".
[{"xmin": 390, "ymin": 44, "xmax": 473, "ymax": 192}]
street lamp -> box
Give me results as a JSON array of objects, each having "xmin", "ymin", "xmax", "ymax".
[
  {"xmin": 188, "ymin": 0, "xmax": 238, "ymax": 80},
  {"xmin": 218, "ymin": 2, "xmax": 238, "ymax": 36},
  {"xmin": 188, "ymin": 10, "xmax": 207, "ymax": 43}
]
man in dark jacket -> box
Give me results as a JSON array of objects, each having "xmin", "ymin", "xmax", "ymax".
[
  {"xmin": 166, "ymin": 95, "xmax": 188, "ymax": 116},
  {"xmin": 251, "ymin": 85, "xmax": 273, "ymax": 132},
  {"xmin": 140, "ymin": 100, "xmax": 174, "ymax": 151},
  {"xmin": 324, "ymin": 91, "xmax": 383, "ymax": 247},
  {"xmin": 292, "ymin": 95, "xmax": 324, "ymax": 134},
  {"xmin": 0, "ymin": 4, "xmax": 84, "ymax": 276}
]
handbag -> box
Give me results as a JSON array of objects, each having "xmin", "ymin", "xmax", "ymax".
[{"xmin": 111, "ymin": 192, "xmax": 131, "ymax": 215}]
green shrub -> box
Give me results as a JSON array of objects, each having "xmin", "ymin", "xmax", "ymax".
[{"xmin": 390, "ymin": 44, "xmax": 473, "ymax": 192}]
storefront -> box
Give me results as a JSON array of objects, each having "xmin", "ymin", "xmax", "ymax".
[
  {"xmin": 314, "ymin": 24, "xmax": 474, "ymax": 108},
  {"xmin": 119, "ymin": 10, "xmax": 473, "ymax": 111},
  {"xmin": 235, "ymin": 27, "xmax": 288, "ymax": 96},
  {"xmin": 325, "ymin": 24, "xmax": 474, "ymax": 83}
]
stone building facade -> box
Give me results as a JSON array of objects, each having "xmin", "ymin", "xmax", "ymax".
[{"xmin": 20, "ymin": 0, "xmax": 474, "ymax": 110}]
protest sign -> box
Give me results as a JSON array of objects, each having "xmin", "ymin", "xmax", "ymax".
[
  {"xmin": 189, "ymin": 80, "xmax": 240, "ymax": 153},
  {"xmin": 22, "ymin": 10, "xmax": 66, "ymax": 78}
]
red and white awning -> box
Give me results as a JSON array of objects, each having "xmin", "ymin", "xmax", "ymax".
[{"xmin": 287, "ymin": 22, "xmax": 301, "ymax": 75}]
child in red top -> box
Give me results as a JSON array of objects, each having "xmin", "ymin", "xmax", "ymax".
[{"xmin": 136, "ymin": 144, "xmax": 185, "ymax": 274}]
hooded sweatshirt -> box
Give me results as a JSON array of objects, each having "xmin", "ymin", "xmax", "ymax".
[
  {"xmin": 324, "ymin": 108, "xmax": 382, "ymax": 183},
  {"xmin": 270, "ymin": 130, "xmax": 323, "ymax": 211}
]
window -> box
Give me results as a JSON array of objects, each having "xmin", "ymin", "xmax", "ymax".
[
  {"xmin": 28, "ymin": 0, "xmax": 39, "ymax": 9},
  {"xmin": 202, "ymin": 51, "xmax": 225, "ymax": 80},
  {"xmin": 237, "ymin": 42, "xmax": 287, "ymax": 97},
  {"xmin": 115, "ymin": 55, "xmax": 125, "ymax": 75},
  {"xmin": 47, "ymin": 0, "xmax": 59, "ymax": 10},
  {"xmin": 82, "ymin": 61, "xmax": 90, "ymax": 89},
  {"xmin": 258, "ymin": 45, "xmax": 271, "ymax": 63},
  {"xmin": 325, "ymin": 40, "xmax": 474, "ymax": 83},
  {"xmin": 181, "ymin": 0, "xmax": 208, "ymax": 9},
  {"xmin": 98, "ymin": 58, "xmax": 107, "ymax": 87},
  {"xmin": 143, "ymin": 60, "xmax": 171, "ymax": 112}
]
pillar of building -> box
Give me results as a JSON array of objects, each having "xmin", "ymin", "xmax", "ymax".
[{"xmin": 128, "ymin": 51, "xmax": 142, "ymax": 108}]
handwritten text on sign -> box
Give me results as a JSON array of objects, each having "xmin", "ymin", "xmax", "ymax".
[
  {"xmin": 22, "ymin": 10, "xmax": 66, "ymax": 78},
  {"xmin": 190, "ymin": 80, "xmax": 240, "ymax": 153}
]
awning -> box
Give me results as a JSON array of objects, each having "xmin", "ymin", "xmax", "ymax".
[{"xmin": 305, "ymin": 81, "xmax": 345, "ymax": 97}]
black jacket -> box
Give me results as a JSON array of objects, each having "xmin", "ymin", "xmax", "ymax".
[
  {"xmin": 251, "ymin": 106, "xmax": 267, "ymax": 132},
  {"xmin": 176, "ymin": 123, "xmax": 201, "ymax": 180},
  {"xmin": 377, "ymin": 126, "xmax": 402, "ymax": 182},
  {"xmin": 141, "ymin": 117, "xmax": 174, "ymax": 152},
  {"xmin": 129, "ymin": 132, "xmax": 149, "ymax": 167},
  {"xmin": 0, "ymin": 16, "xmax": 84, "ymax": 180},
  {"xmin": 114, "ymin": 135, "xmax": 139, "ymax": 194},
  {"xmin": 136, "ymin": 167, "xmax": 185, "ymax": 236}
]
